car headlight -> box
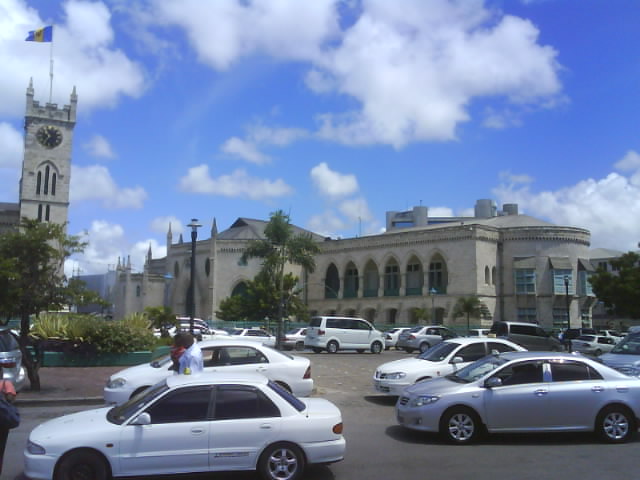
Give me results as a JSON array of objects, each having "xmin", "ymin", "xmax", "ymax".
[
  {"xmin": 385, "ymin": 372, "xmax": 406, "ymax": 380},
  {"xmin": 410, "ymin": 395, "xmax": 440, "ymax": 407},
  {"xmin": 107, "ymin": 377, "xmax": 127, "ymax": 389},
  {"xmin": 27, "ymin": 440, "xmax": 46, "ymax": 455}
]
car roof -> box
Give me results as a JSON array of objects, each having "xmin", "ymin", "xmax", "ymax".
[
  {"xmin": 494, "ymin": 351, "xmax": 592, "ymax": 362},
  {"xmin": 195, "ymin": 338, "xmax": 274, "ymax": 348},
  {"xmin": 165, "ymin": 371, "xmax": 270, "ymax": 389},
  {"xmin": 444, "ymin": 337, "xmax": 522, "ymax": 347}
]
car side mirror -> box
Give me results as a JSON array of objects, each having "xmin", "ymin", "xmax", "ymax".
[
  {"xmin": 484, "ymin": 377, "xmax": 502, "ymax": 389},
  {"xmin": 451, "ymin": 356, "xmax": 464, "ymax": 364},
  {"xmin": 130, "ymin": 412, "xmax": 151, "ymax": 425}
]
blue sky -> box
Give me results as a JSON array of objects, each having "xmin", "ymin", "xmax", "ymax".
[{"xmin": 1, "ymin": 0, "xmax": 639, "ymax": 276}]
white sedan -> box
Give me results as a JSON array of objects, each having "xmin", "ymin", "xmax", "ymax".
[
  {"xmin": 571, "ymin": 335, "xmax": 617, "ymax": 356},
  {"xmin": 230, "ymin": 328, "xmax": 277, "ymax": 347},
  {"xmin": 373, "ymin": 337, "xmax": 526, "ymax": 396},
  {"xmin": 26, "ymin": 374, "xmax": 345, "ymax": 480},
  {"xmin": 104, "ymin": 339, "xmax": 313, "ymax": 405}
]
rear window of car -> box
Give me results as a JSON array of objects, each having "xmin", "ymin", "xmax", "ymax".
[
  {"xmin": 0, "ymin": 331, "xmax": 18, "ymax": 351},
  {"xmin": 309, "ymin": 317, "xmax": 322, "ymax": 327},
  {"xmin": 268, "ymin": 380, "xmax": 305, "ymax": 412},
  {"xmin": 577, "ymin": 335, "xmax": 595, "ymax": 341},
  {"xmin": 511, "ymin": 324, "xmax": 536, "ymax": 336},
  {"xmin": 490, "ymin": 322, "xmax": 508, "ymax": 336}
]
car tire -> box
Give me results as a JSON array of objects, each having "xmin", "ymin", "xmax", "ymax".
[
  {"xmin": 327, "ymin": 341, "xmax": 339, "ymax": 354},
  {"xmin": 440, "ymin": 407, "xmax": 482, "ymax": 445},
  {"xmin": 55, "ymin": 449, "xmax": 109, "ymax": 480},
  {"xmin": 403, "ymin": 348, "xmax": 414, "ymax": 353},
  {"xmin": 295, "ymin": 341, "xmax": 305, "ymax": 351},
  {"xmin": 596, "ymin": 405, "xmax": 637, "ymax": 443},
  {"xmin": 595, "ymin": 349, "xmax": 602, "ymax": 356},
  {"xmin": 419, "ymin": 342, "xmax": 430, "ymax": 353},
  {"xmin": 258, "ymin": 442, "xmax": 305, "ymax": 480},
  {"xmin": 371, "ymin": 341, "xmax": 383, "ymax": 354},
  {"xmin": 312, "ymin": 347, "xmax": 323, "ymax": 354}
]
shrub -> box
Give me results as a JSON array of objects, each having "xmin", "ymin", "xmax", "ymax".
[{"xmin": 83, "ymin": 321, "xmax": 156, "ymax": 353}]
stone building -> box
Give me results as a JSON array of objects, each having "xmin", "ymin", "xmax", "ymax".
[{"xmin": 113, "ymin": 202, "xmax": 599, "ymax": 333}]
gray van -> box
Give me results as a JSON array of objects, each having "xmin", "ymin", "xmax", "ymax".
[{"xmin": 489, "ymin": 321, "xmax": 563, "ymax": 351}]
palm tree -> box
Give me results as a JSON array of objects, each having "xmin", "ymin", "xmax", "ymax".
[
  {"xmin": 241, "ymin": 210, "xmax": 320, "ymax": 348},
  {"xmin": 452, "ymin": 296, "xmax": 482, "ymax": 334}
]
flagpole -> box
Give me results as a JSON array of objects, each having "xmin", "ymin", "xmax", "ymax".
[{"xmin": 49, "ymin": 26, "xmax": 54, "ymax": 103}]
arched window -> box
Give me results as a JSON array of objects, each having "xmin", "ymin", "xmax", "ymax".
[
  {"xmin": 51, "ymin": 173, "xmax": 56, "ymax": 196},
  {"xmin": 44, "ymin": 165, "xmax": 50, "ymax": 194},
  {"xmin": 406, "ymin": 256, "xmax": 423, "ymax": 295},
  {"xmin": 36, "ymin": 171, "xmax": 42, "ymax": 194},
  {"xmin": 136, "ymin": 285, "xmax": 141, "ymax": 297},
  {"xmin": 344, "ymin": 262, "xmax": 359, "ymax": 298},
  {"xmin": 428, "ymin": 254, "xmax": 448, "ymax": 294},
  {"xmin": 37, "ymin": 204, "xmax": 42, "ymax": 221},
  {"xmin": 325, "ymin": 264, "xmax": 340, "ymax": 299},
  {"xmin": 363, "ymin": 260, "xmax": 379, "ymax": 297},
  {"xmin": 174, "ymin": 261, "xmax": 180, "ymax": 278},
  {"xmin": 45, "ymin": 205, "xmax": 50, "ymax": 221},
  {"xmin": 485, "ymin": 266, "xmax": 490, "ymax": 285},
  {"xmin": 205, "ymin": 258, "xmax": 211, "ymax": 277},
  {"xmin": 384, "ymin": 259, "xmax": 400, "ymax": 296},
  {"xmin": 491, "ymin": 266, "xmax": 497, "ymax": 285},
  {"xmin": 231, "ymin": 282, "xmax": 248, "ymax": 298}
]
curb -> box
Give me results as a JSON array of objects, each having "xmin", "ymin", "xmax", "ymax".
[{"xmin": 16, "ymin": 397, "xmax": 105, "ymax": 407}]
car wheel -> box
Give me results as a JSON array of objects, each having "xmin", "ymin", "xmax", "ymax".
[
  {"xmin": 440, "ymin": 407, "xmax": 482, "ymax": 444},
  {"xmin": 419, "ymin": 342, "xmax": 431, "ymax": 353},
  {"xmin": 385, "ymin": 346, "xmax": 390, "ymax": 351},
  {"xmin": 295, "ymin": 341, "xmax": 305, "ymax": 351},
  {"xmin": 327, "ymin": 341, "xmax": 339, "ymax": 354},
  {"xmin": 312, "ymin": 347, "xmax": 323, "ymax": 354},
  {"xmin": 258, "ymin": 442, "xmax": 305, "ymax": 480},
  {"xmin": 596, "ymin": 405, "xmax": 636, "ymax": 443},
  {"xmin": 356, "ymin": 349, "xmax": 365, "ymax": 353},
  {"xmin": 403, "ymin": 348, "xmax": 414, "ymax": 353},
  {"xmin": 371, "ymin": 341, "xmax": 383, "ymax": 354},
  {"xmin": 55, "ymin": 449, "xmax": 109, "ymax": 480},
  {"xmin": 595, "ymin": 349, "xmax": 602, "ymax": 356}
]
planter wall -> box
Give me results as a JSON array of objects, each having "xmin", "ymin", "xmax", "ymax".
[{"xmin": 42, "ymin": 351, "xmax": 153, "ymax": 367}]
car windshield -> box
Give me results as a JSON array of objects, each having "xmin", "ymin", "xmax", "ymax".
[
  {"xmin": 150, "ymin": 354, "xmax": 172, "ymax": 368},
  {"xmin": 230, "ymin": 328, "xmax": 244, "ymax": 335},
  {"xmin": 107, "ymin": 380, "xmax": 170, "ymax": 425},
  {"xmin": 0, "ymin": 330, "xmax": 19, "ymax": 351},
  {"xmin": 417, "ymin": 341, "xmax": 459, "ymax": 361},
  {"xmin": 611, "ymin": 334, "xmax": 640, "ymax": 355},
  {"xmin": 446, "ymin": 354, "xmax": 509, "ymax": 383}
]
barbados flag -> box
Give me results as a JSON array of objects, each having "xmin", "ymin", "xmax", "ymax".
[{"xmin": 25, "ymin": 25, "xmax": 53, "ymax": 42}]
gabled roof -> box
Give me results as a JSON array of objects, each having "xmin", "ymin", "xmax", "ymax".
[{"xmin": 217, "ymin": 218, "xmax": 325, "ymax": 241}]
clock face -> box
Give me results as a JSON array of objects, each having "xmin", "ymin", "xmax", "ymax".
[{"xmin": 36, "ymin": 125, "xmax": 63, "ymax": 149}]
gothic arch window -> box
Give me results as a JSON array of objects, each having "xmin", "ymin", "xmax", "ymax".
[
  {"xmin": 344, "ymin": 262, "xmax": 359, "ymax": 298},
  {"xmin": 205, "ymin": 258, "xmax": 211, "ymax": 277},
  {"xmin": 384, "ymin": 258, "xmax": 400, "ymax": 296},
  {"xmin": 45, "ymin": 205, "xmax": 50, "ymax": 221},
  {"xmin": 136, "ymin": 285, "xmax": 141, "ymax": 297},
  {"xmin": 386, "ymin": 308, "xmax": 398, "ymax": 324},
  {"xmin": 36, "ymin": 171, "xmax": 42, "ymax": 195},
  {"xmin": 231, "ymin": 281, "xmax": 248, "ymax": 298},
  {"xmin": 406, "ymin": 256, "xmax": 423, "ymax": 295},
  {"xmin": 174, "ymin": 261, "xmax": 180, "ymax": 278},
  {"xmin": 363, "ymin": 307, "xmax": 376, "ymax": 323},
  {"xmin": 325, "ymin": 263, "xmax": 340, "ymax": 299},
  {"xmin": 363, "ymin": 260, "xmax": 379, "ymax": 297},
  {"xmin": 37, "ymin": 204, "xmax": 42, "ymax": 221},
  {"xmin": 484, "ymin": 266, "xmax": 490, "ymax": 285},
  {"xmin": 51, "ymin": 173, "xmax": 56, "ymax": 196},
  {"xmin": 491, "ymin": 266, "xmax": 497, "ymax": 285},
  {"xmin": 428, "ymin": 254, "xmax": 448, "ymax": 294},
  {"xmin": 44, "ymin": 165, "xmax": 50, "ymax": 194}
]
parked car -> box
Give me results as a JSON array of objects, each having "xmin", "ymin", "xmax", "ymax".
[
  {"xmin": 384, "ymin": 327, "xmax": 412, "ymax": 350},
  {"xmin": 489, "ymin": 321, "xmax": 563, "ymax": 351},
  {"xmin": 599, "ymin": 332, "xmax": 640, "ymax": 376},
  {"xmin": 282, "ymin": 327, "xmax": 307, "ymax": 351},
  {"xmin": 154, "ymin": 318, "xmax": 225, "ymax": 340},
  {"xmin": 467, "ymin": 328, "xmax": 490, "ymax": 337},
  {"xmin": 397, "ymin": 325, "xmax": 457, "ymax": 353},
  {"xmin": 104, "ymin": 339, "xmax": 313, "ymax": 404},
  {"xmin": 0, "ymin": 327, "xmax": 26, "ymax": 392},
  {"xmin": 27, "ymin": 373, "xmax": 345, "ymax": 480},
  {"xmin": 229, "ymin": 328, "xmax": 276, "ymax": 347},
  {"xmin": 305, "ymin": 316, "xmax": 385, "ymax": 354},
  {"xmin": 396, "ymin": 351, "xmax": 640, "ymax": 444},
  {"xmin": 561, "ymin": 327, "xmax": 597, "ymax": 342},
  {"xmin": 598, "ymin": 330, "xmax": 624, "ymax": 343},
  {"xmin": 571, "ymin": 335, "xmax": 616, "ymax": 356},
  {"xmin": 373, "ymin": 337, "xmax": 525, "ymax": 396}
]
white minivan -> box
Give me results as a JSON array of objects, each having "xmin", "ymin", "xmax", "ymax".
[{"xmin": 305, "ymin": 316, "xmax": 385, "ymax": 354}]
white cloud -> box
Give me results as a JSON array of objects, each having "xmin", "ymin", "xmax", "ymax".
[
  {"xmin": 84, "ymin": 134, "xmax": 116, "ymax": 159},
  {"xmin": 492, "ymin": 160, "xmax": 640, "ymax": 251},
  {"xmin": 339, "ymin": 197, "xmax": 373, "ymax": 222},
  {"xmin": 307, "ymin": 210, "xmax": 348, "ymax": 237},
  {"xmin": 499, "ymin": 170, "xmax": 535, "ymax": 185},
  {"xmin": 221, "ymin": 137, "xmax": 271, "ymax": 165},
  {"xmin": 429, "ymin": 207, "xmax": 455, "ymax": 217},
  {"xmin": 614, "ymin": 150, "xmax": 640, "ymax": 172},
  {"xmin": 178, "ymin": 164, "xmax": 293, "ymax": 200},
  {"xmin": 310, "ymin": 162, "xmax": 359, "ymax": 198},
  {"xmin": 71, "ymin": 165, "xmax": 147, "ymax": 208},
  {"xmin": 150, "ymin": 215, "xmax": 184, "ymax": 235},
  {"xmin": 130, "ymin": 238, "xmax": 167, "ymax": 272},
  {"xmin": 0, "ymin": 122, "xmax": 22, "ymax": 168},
  {"xmin": 0, "ymin": 0, "xmax": 145, "ymax": 117}
]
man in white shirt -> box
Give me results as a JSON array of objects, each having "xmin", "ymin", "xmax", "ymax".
[{"xmin": 174, "ymin": 333, "xmax": 204, "ymax": 375}]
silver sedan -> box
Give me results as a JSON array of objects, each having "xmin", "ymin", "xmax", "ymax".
[{"xmin": 396, "ymin": 351, "xmax": 640, "ymax": 444}]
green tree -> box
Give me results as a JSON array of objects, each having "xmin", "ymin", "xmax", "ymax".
[
  {"xmin": 589, "ymin": 252, "xmax": 640, "ymax": 319},
  {"xmin": 452, "ymin": 296, "xmax": 482, "ymax": 334},
  {"xmin": 144, "ymin": 306, "xmax": 177, "ymax": 337},
  {"xmin": 412, "ymin": 307, "xmax": 431, "ymax": 324},
  {"xmin": 0, "ymin": 219, "xmax": 86, "ymax": 390},
  {"xmin": 240, "ymin": 210, "xmax": 320, "ymax": 347}
]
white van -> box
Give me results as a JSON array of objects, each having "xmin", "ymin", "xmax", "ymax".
[{"xmin": 304, "ymin": 316, "xmax": 385, "ymax": 354}]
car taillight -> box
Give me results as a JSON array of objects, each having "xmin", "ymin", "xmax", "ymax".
[
  {"xmin": 332, "ymin": 422, "xmax": 343, "ymax": 434},
  {"xmin": 0, "ymin": 360, "xmax": 16, "ymax": 368},
  {"xmin": 318, "ymin": 329, "xmax": 325, "ymax": 336},
  {"xmin": 409, "ymin": 334, "xmax": 416, "ymax": 340},
  {"xmin": 303, "ymin": 366, "xmax": 311, "ymax": 379}
]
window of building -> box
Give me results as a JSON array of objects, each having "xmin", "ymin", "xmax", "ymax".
[
  {"xmin": 384, "ymin": 263, "xmax": 400, "ymax": 296},
  {"xmin": 553, "ymin": 308, "xmax": 569, "ymax": 329},
  {"xmin": 36, "ymin": 171, "xmax": 42, "ymax": 195},
  {"xmin": 515, "ymin": 269, "xmax": 536, "ymax": 294},
  {"xmin": 517, "ymin": 308, "xmax": 537, "ymax": 323},
  {"xmin": 51, "ymin": 173, "xmax": 56, "ymax": 195},
  {"xmin": 484, "ymin": 266, "xmax": 490, "ymax": 285},
  {"xmin": 406, "ymin": 261, "xmax": 422, "ymax": 295},
  {"xmin": 363, "ymin": 261, "xmax": 379, "ymax": 298},
  {"xmin": 581, "ymin": 309, "xmax": 592, "ymax": 326},
  {"xmin": 428, "ymin": 258, "xmax": 447, "ymax": 294},
  {"xmin": 205, "ymin": 257, "xmax": 211, "ymax": 276},
  {"xmin": 552, "ymin": 270, "xmax": 574, "ymax": 295},
  {"xmin": 37, "ymin": 204, "xmax": 42, "ymax": 221},
  {"xmin": 44, "ymin": 165, "xmax": 50, "ymax": 194},
  {"xmin": 344, "ymin": 265, "xmax": 359, "ymax": 298},
  {"xmin": 491, "ymin": 266, "xmax": 496, "ymax": 285},
  {"xmin": 174, "ymin": 261, "xmax": 179, "ymax": 278},
  {"xmin": 325, "ymin": 264, "xmax": 340, "ymax": 299},
  {"xmin": 578, "ymin": 271, "xmax": 594, "ymax": 296},
  {"xmin": 136, "ymin": 285, "xmax": 141, "ymax": 297},
  {"xmin": 45, "ymin": 205, "xmax": 50, "ymax": 221}
]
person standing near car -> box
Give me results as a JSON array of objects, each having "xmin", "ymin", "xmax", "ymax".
[
  {"xmin": 174, "ymin": 332, "xmax": 203, "ymax": 375},
  {"xmin": 0, "ymin": 366, "xmax": 17, "ymax": 476}
]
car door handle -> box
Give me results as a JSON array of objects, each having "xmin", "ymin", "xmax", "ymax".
[
  {"xmin": 260, "ymin": 424, "xmax": 272, "ymax": 429},
  {"xmin": 256, "ymin": 366, "xmax": 267, "ymax": 372},
  {"xmin": 534, "ymin": 389, "xmax": 548, "ymax": 396},
  {"xmin": 191, "ymin": 428, "xmax": 205, "ymax": 435},
  {"xmin": 591, "ymin": 386, "xmax": 604, "ymax": 393}
]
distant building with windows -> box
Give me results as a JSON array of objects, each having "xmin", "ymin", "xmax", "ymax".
[{"xmin": 112, "ymin": 200, "xmax": 615, "ymax": 333}]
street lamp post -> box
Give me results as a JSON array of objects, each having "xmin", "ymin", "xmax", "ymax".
[
  {"xmin": 429, "ymin": 287, "xmax": 437, "ymax": 324},
  {"xmin": 187, "ymin": 218, "xmax": 202, "ymax": 336},
  {"xmin": 564, "ymin": 275, "xmax": 571, "ymax": 352}
]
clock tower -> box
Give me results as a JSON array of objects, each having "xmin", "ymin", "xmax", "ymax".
[{"xmin": 19, "ymin": 79, "xmax": 77, "ymax": 231}]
